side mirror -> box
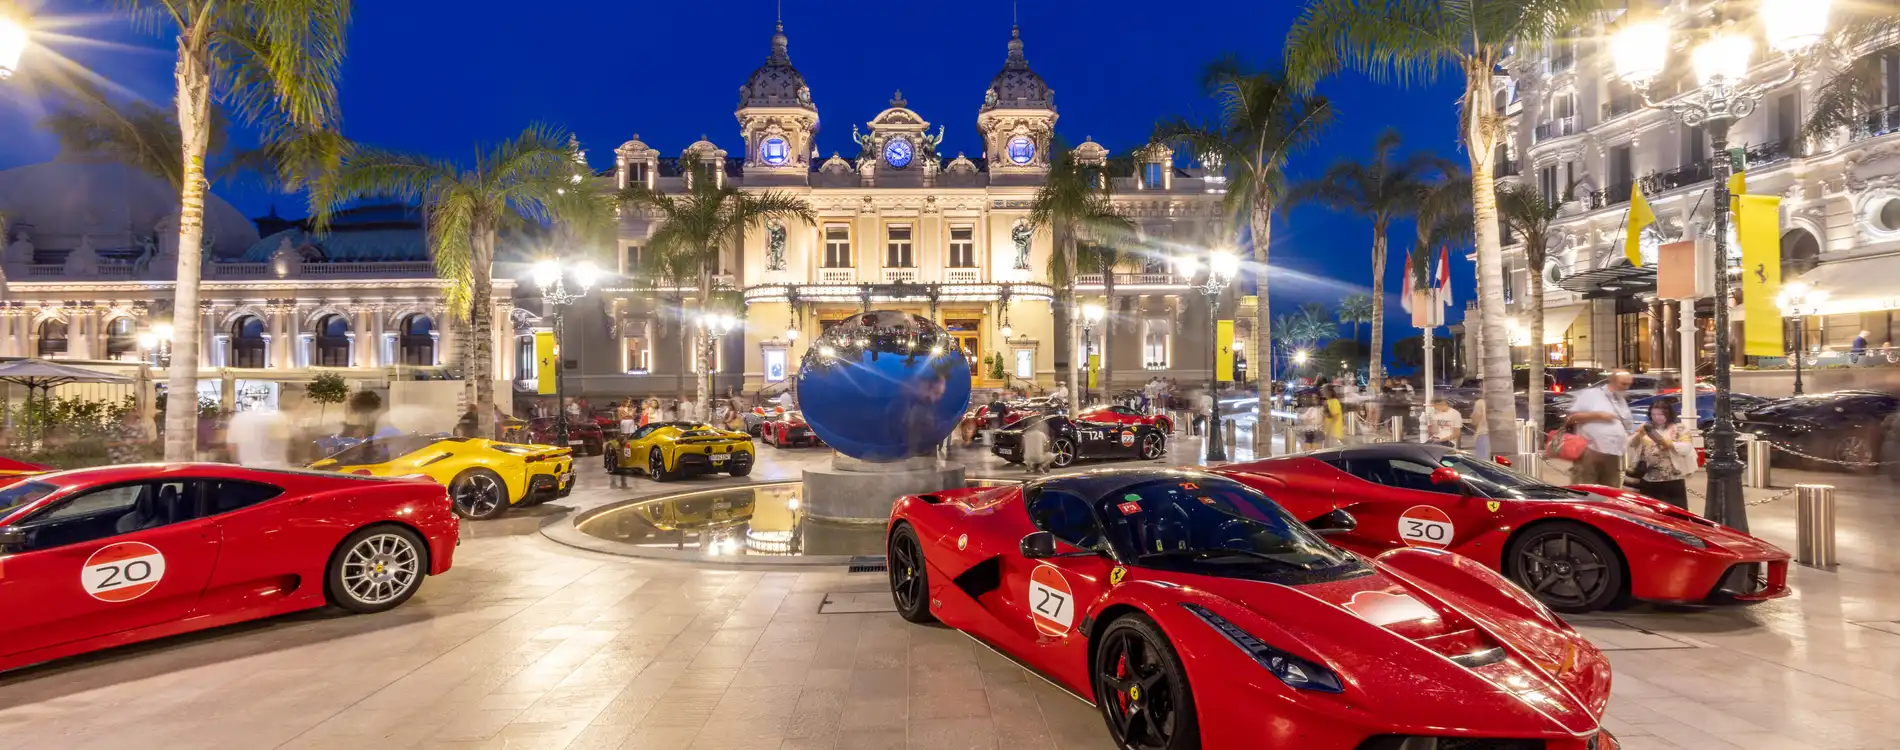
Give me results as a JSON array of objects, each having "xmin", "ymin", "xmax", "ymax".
[
  {"xmin": 0, "ymin": 526, "xmax": 24, "ymax": 550},
  {"xmin": 1306, "ymin": 509, "xmax": 1357, "ymax": 537},
  {"xmin": 1019, "ymin": 531, "xmax": 1058, "ymax": 559},
  {"xmin": 1429, "ymin": 467, "xmax": 1463, "ymax": 486}
]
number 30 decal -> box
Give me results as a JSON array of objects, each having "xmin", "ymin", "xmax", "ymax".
[
  {"xmin": 1397, "ymin": 506, "xmax": 1454, "ymax": 550},
  {"xmin": 82, "ymin": 541, "xmax": 168, "ymax": 602}
]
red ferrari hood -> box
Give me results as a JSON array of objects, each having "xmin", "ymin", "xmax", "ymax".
[
  {"xmin": 1158, "ymin": 565, "xmax": 1607, "ymax": 736},
  {"xmin": 1571, "ymin": 485, "xmax": 1789, "ymax": 557}
]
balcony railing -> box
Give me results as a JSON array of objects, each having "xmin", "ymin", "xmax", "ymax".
[
  {"xmin": 1533, "ymin": 116, "xmax": 1577, "ymax": 142},
  {"xmin": 817, "ymin": 268, "xmax": 855, "ymax": 283},
  {"xmin": 1851, "ymin": 104, "xmax": 1900, "ymax": 143},
  {"xmin": 1601, "ymin": 96, "xmax": 1640, "ymax": 121},
  {"xmin": 1741, "ymin": 138, "xmax": 1799, "ymax": 169},
  {"xmin": 881, "ymin": 268, "xmax": 918, "ymax": 283},
  {"xmin": 1645, "ymin": 160, "xmax": 1712, "ymax": 193},
  {"xmin": 1073, "ymin": 272, "xmax": 1180, "ymax": 287},
  {"xmin": 944, "ymin": 268, "xmax": 980, "ymax": 284},
  {"xmin": 1494, "ymin": 159, "xmax": 1521, "ymax": 177},
  {"xmin": 1581, "ymin": 182, "xmax": 1633, "ymax": 210}
]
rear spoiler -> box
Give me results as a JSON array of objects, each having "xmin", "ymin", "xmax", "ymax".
[
  {"xmin": 526, "ymin": 446, "xmax": 572, "ymax": 462},
  {"xmin": 677, "ymin": 435, "xmax": 743, "ymax": 445}
]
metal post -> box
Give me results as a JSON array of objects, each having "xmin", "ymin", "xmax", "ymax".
[
  {"xmin": 1743, "ymin": 435, "xmax": 1772, "ymax": 488},
  {"xmin": 1679, "ymin": 298, "xmax": 1698, "ymax": 440},
  {"xmin": 1204, "ymin": 291, "xmax": 1227, "ymax": 462},
  {"xmin": 1703, "ymin": 118, "xmax": 1747, "ymax": 534},
  {"xmin": 1792, "ymin": 315, "xmax": 1805, "ymax": 396},
  {"xmin": 1794, "ymin": 484, "xmax": 1836, "ymax": 567},
  {"xmin": 553, "ymin": 307, "xmax": 569, "ymax": 447},
  {"xmin": 1516, "ymin": 419, "xmax": 1538, "ymax": 454},
  {"xmin": 1422, "ymin": 325, "xmax": 1434, "ymax": 443},
  {"xmin": 1512, "ymin": 451, "xmax": 1544, "ymax": 479},
  {"xmin": 1282, "ymin": 417, "xmax": 1297, "ymax": 455},
  {"xmin": 1222, "ymin": 419, "xmax": 1237, "ymax": 459},
  {"xmin": 1387, "ymin": 416, "xmax": 1403, "ymax": 442}
]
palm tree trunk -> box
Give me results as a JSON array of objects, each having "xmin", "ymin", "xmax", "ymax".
[
  {"xmin": 1251, "ymin": 204, "xmax": 1273, "ymax": 452},
  {"xmin": 162, "ymin": 44, "xmax": 213, "ymax": 462},
  {"xmin": 696, "ymin": 272, "xmax": 713, "ymax": 422},
  {"xmin": 1526, "ymin": 242, "xmax": 1547, "ymax": 436},
  {"xmin": 1368, "ymin": 221, "xmax": 1388, "ymax": 390},
  {"xmin": 470, "ymin": 228, "xmax": 497, "ymax": 433},
  {"xmin": 673, "ymin": 291, "xmax": 687, "ymax": 406},
  {"xmin": 1465, "ymin": 71, "xmax": 1519, "ymax": 457}
]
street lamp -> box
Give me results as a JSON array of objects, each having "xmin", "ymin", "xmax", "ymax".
[
  {"xmin": 140, "ymin": 323, "xmax": 175, "ymax": 368},
  {"xmin": 1176, "ymin": 249, "xmax": 1240, "ymax": 461},
  {"xmin": 532, "ymin": 259, "xmax": 600, "ymax": 446},
  {"xmin": 0, "ymin": 9, "xmax": 28, "ymax": 80},
  {"xmin": 1609, "ymin": 0, "xmax": 1830, "ymax": 533},
  {"xmin": 1776, "ymin": 282, "xmax": 1828, "ymax": 396},
  {"xmin": 698, "ymin": 313, "xmax": 737, "ymax": 423},
  {"xmin": 1080, "ymin": 302, "xmax": 1104, "ymax": 406}
]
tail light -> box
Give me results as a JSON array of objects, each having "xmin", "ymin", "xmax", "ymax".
[{"xmin": 1551, "ymin": 383, "xmax": 1564, "ymax": 394}]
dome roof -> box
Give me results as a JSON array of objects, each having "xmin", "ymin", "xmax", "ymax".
[
  {"xmin": 0, "ymin": 158, "xmax": 259, "ymax": 258},
  {"xmin": 738, "ymin": 22, "xmax": 815, "ymax": 112},
  {"xmin": 982, "ymin": 27, "xmax": 1054, "ymax": 112}
]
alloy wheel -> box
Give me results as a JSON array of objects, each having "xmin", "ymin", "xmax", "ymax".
[
  {"xmin": 890, "ymin": 534, "xmax": 925, "ymax": 613},
  {"xmin": 340, "ymin": 533, "xmax": 420, "ymax": 606},
  {"xmin": 1096, "ymin": 628, "xmax": 1178, "ymax": 750},
  {"xmin": 1052, "ymin": 439, "xmax": 1076, "ymax": 468},
  {"xmin": 1141, "ymin": 434, "xmax": 1164, "ymax": 460},
  {"xmin": 1516, "ymin": 530, "xmax": 1611, "ymax": 610},
  {"xmin": 454, "ymin": 474, "xmax": 502, "ymax": 518}
]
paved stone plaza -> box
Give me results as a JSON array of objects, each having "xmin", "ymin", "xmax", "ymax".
[{"xmin": 1, "ymin": 437, "xmax": 1898, "ymax": 749}]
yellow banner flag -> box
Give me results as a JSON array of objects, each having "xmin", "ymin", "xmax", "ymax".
[
  {"xmin": 1087, "ymin": 354, "xmax": 1100, "ymax": 389},
  {"xmin": 1738, "ymin": 193, "xmax": 1784, "ymax": 358},
  {"xmin": 1626, "ymin": 180, "xmax": 1654, "ymax": 266},
  {"xmin": 535, "ymin": 331, "xmax": 557, "ymax": 395},
  {"xmin": 1216, "ymin": 320, "xmax": 1235, "ymax": 383}
]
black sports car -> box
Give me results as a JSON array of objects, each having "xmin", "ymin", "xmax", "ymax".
[
  {"xmin": 990, "ymin": 414, "xmax": 1167, "ymax": 468},
  {"xmin": 1738, "ymin": 390, "xmax": 1897, "ymax": 473}
]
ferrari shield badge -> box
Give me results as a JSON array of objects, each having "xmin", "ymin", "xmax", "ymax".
[
  {"xmin": 1486, "ymin": 500, "xmax": 1501, "ymax": 513},
  {"xmin": 956, "ymin": 534, "xmax": 968, "ymax": 551},
  {"xmin": 1109, "ymin": 566, "xmax": 1127, "ymax": 586}
]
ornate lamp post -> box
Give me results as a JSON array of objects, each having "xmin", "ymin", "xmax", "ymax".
[
  {"xmin": 1176, "ymin": 249, "xmax": 1240, "ymax": 461},
  {"xmin": 532, "ymin": 260, "xmax": 600, "ymax": 447},
  {"xmin": 1609, "ymin": 0, "xmax": 1829, "ymax": 532},
  {"xmin": 1080, "ymin": 302, "xmax": 1104, "ymax": 406},
  {"xmin": 0, "ymin": 8, "xmax": 28, "ymax": 80},
  {"xmin": 1775, "ymin": 282, "xmax": 1828, "ymax": 396},
  {"xmin": 698, "ymin": 313, "xmax": 737, "ymax": 423}
]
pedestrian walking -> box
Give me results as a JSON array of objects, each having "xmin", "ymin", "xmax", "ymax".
[
  {"xmin": 1564, "ymin": 371, "xmax": 1635, "ymax": 488},
  {"xmin": 1627, "ymin": 399, "xmax": 1692, "ymax": 509},
  {"xmin": 1427, "ymin": 399, "xmax": 1462, "ymax": 448}
]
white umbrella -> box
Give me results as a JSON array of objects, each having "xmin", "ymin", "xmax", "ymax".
[{"xmin": 0, "ymin": 359, "xmax": 134, "ymax": 447}]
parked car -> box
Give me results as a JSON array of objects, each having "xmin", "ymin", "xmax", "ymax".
[
  {"xmin": 760, "ymin": 410, "xmax": 824, "ymax": 448},
  {"xmin": 522, "ymin": 416, "xmax": 604, "ymax": 456},
  {"xmin": 990, "ymin": 415, "xmax": 1167, "ymax": 468},
  {"xmin": 1631, "ymin": 391, "xmax": 1769, "ymax": 431},
  {"xmin": 311, "ymin": 434, "xmax": 574, "ymax": 519},
  {"xmin": 1738, "ymin": 390, "xmax": 1898, "ymax": 472},
  {"xmin": 1076, "ymin": 404, "xmax": 1175, "ymax": 433},
  {"xmin": 743, "ymin": 406, "xmax": 786, "ymax": 435},
  {"xmin": 605, "ymin": 422, "xmax": 755, "ymax": 481}
]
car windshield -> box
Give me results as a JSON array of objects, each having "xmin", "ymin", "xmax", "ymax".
[
  {"xmin": 0, "ymin": 481, "xmax": 56, "ymax": 520},
  {"xmin": 1098, "ymin": 477, "xmax": 1362, "ymax": 580},
  {"xmin": 1435, "ymin": 453, "xmax": 1588, "ymax": 500},
  {"xmin": 325, "ymin": 435, "xmax": 441, "ymax": 465}
]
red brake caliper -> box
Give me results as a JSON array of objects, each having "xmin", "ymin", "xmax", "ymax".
[{"xmin": 1115, "ymin": 652, "xmax": 1131, "ymax": 712}]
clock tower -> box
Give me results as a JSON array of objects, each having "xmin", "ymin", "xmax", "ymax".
[
  {"xmin": 976, "ymin": 26, "xmax": 1056, "ymax": 184},
  {"xmin": 735, "ymin": 22, "xmax": 818, "ymax": 186},
  {"xmin": 853, "ymin": 90, "xmax": 943, "ymax": 188}
]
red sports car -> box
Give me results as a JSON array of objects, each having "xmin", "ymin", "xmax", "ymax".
[
  {"xmin": 0, "ymin": 463, "xmax": 457, "ymax": 673},
  {"xmin": 761, "ymin": 410, "xmax": 823, "ymax": 448},
  {"xmin": 1214, "ymin": 444, "xmax": 1791, "ymax": 613},
  {"xmin": 1077, "ymin": 404, "xmax": 1175, "ymax": 434},
  {"xmin": 886, "ymin": 469, "xmax": 1616, "ymax": 749}
]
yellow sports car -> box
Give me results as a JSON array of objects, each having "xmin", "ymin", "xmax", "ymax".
[
  {"xmin": 606, "ymin": 421, "xmax": 755, "ymax": 481},
  {"xmin": 310, "ymin": 434, "xmax": 574, "ymax": 519}
]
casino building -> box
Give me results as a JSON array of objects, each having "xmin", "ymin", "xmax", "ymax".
[{"xmin": 556, "ymin": 22, "xmax": 1233, "ymax": 400}]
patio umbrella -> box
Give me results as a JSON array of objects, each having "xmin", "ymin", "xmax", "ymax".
[{"xmin": 0, "ymin": 359, "xmax": 135, "ymax": 448}]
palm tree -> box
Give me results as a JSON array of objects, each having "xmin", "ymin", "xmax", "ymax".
[
  {"xmin": 1336, "ymin": 293, "xmax": 1374, "ymax": 346},
  {"xmin": 1156, "ymin": 57, "xmax": 1331, "ymax": 444},
  {"xmin": 1075, "ymin": 237, "xmax": 1138, "ymax": 401},
  {"xmin": 1285, "ymin": 0, "xmax": 1601, "ymax": 457},
  {"xmin": 107, "ymin": 0, "xmax": 351, "ymax": 461},
  {"xmin": 635, "ymin": 239, "xmax": 703, "ymax": 405},
  {"xmin": 1272, "ymin": 302, "xmax": 1337, "ymax": 377},
  {"xmin": 326, "ymin": 125, "xmax": 575, "ymax": 435},
  {"xmin": 36, "ymin": 84, "xmax": 231, "ymax": 190},
  {"xmin": 1410, "ymin": 172, "xmax": 1474, "ymax": 385},
  {"xmin": 1029, "ymin": 145, "xmax": 1124, "ymax": 406},
  {"xmin": 1287, "ymin": 130, "xmax": 1447, "ymax": 388},
  {"xmin": 620, "ymin": 157, "xmax": 814, "ymax": 421},
  {"xmin": 1495, "ymin": 181, "xmax": 1567, "ymax": 433},
  {"xmin": 1802, "ymin": 14, "xmax": 1900, "ymax": 137}
]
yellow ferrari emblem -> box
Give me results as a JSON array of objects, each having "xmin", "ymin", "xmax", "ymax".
[
  {"xmin": 1128, "ymin": 685, "xmax": 1141, "ymax": 700},
  {"xmin": 1487, "ymin": 501, "xmax": 1501, "ymax": 513},
  {"xmin": 1109, "ymin": 566, "xmax": 1127, "ymax": 586}
]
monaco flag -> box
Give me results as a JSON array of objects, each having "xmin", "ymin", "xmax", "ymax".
[
  {"xmin": 1435, "ymin": 247, "xmax": 1453, "ymax": 308},
  {"xmin": 1400, "ymin": 252, "xmax": 1416, "ymax": 315}
]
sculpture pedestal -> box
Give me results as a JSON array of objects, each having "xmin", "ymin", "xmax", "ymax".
[{"xmin": 803, "ymin": 455, "xmax": 966, "ymax": 522}]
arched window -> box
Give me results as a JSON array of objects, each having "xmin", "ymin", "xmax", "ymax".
[
  {"xmin": 399, "ymin": 314, "xmax": 435, "ymax": 366},
  {"xmin": 231, "ymin": 316, "xmax": 267, "ymax": 368},
  {"xmin": 105, "ymin": 317, "xmax": 139, "ymax": 361},
  {"xmin": 1781, "ymin": 228, "xmax": 1821, "ymax": 280},
  {"xmin": 315, "ymin": 314, "xmax": 351, "ymax": 367},
  {"xmin": 37, "ymin": 319, "xmax": 68, "ymax": 358}
]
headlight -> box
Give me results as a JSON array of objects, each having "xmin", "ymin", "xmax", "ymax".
[
  {"xmin": 1181, "ymin": 604, "xmax": 1343, "ymax": 692},
  {"xmin": 1607, "ymin": 511, "xmax": 1707, "ymax": 548}
]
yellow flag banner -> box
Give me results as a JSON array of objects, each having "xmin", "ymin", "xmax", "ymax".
[
  {"xmin": 1087, "ymin": 354, "xmax": 1100, "ymax": 389},
  {"xmin": 1738, "ymin": 193, "xmax": 1784, "ymax": 358},
  {"xmin": 1626, "ymin": 180, "xmax": 1655, "ymax": 266},
  {"xmin": 535, "ymin": 331, "xmax": 557, "ymax": 395},
  {"xmin": 1216, "ymin": 320, "xmax": 1235, "ymax": 383}
]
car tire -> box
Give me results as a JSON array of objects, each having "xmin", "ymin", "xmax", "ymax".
[
  {"xmin": 1139, "ymin": 433, "xmax": 1166, "ymax": 460},
  {"xmin": 1051, "ymin": 438, "xmax": 1077, "ymax": 468},
  {"xmin": 449, "ymin": 469, "xmax": 509, "ymax": 520},
  {"xmin": 1156, "ymin": 417, "xmax": 1173, "ymax": 433},
  {"xmin": 649, "ymin": 447, "xmax": 675, "ymax": 482},
  {"xmin": 1092, "ymin": 614, "xmax": 1200, "ymax": 750},
  {"xmin": 326, "ymin": 524, "xmax": 428, "ymax": 614},
  {"xmin": 1835, "ymin": 428, "xmax": 1880, "ymax": 475},
  {"xmin": 729, "ymin": 459, "xmax": 752, "ymax": 477},
  {"xmin": 887, "ymin": 523, "xmax": 936, "ymax": 624},
  {"xmin": 1505, "ymin": 521, "xmax": 1626, "ymax": 614}
]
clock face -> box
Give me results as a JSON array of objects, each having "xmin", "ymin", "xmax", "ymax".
[
  {"xmin": 761, "ymin": 137, "xmax": 789, "ymax": 166},
  {"xmin": 1007, "ymin": 136, "xmax": 1035, "ymax": 165},
  {"xmin": 884, "ymin": 138, "xmax": 914, "ymax": 169}
]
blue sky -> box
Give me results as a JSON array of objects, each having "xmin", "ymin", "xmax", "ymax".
[{"xmin": 0, "ymin": 0, "xmax": 1473, "ymax": 362}]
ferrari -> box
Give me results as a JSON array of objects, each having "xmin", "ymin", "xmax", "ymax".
[
  {"xmin": 1213, "ymin": 444, "xmax": 1791, "ymax": 613},
  {"xmin": 886, "ymin": 469, "xmax": 1615, "ymax": 749},
  {"xmin": 310, "ymin": 434, "xmax": 573, "ymax": 520},
  {"xmin": 605, "ymin": 421, "xmax": 755, "ymax": 481},
  {"xmin": 991, "ymin": 415, "xmax": 1167, "ymax": 468},
  {"xmin": 0, "ymin": 463, "xmax": 456, "ymax": 673},
  {"xmin": 760, "ymin": 410, "xmax": 824, "ymax": 448},
  {"xmin": 1077, "ymin": 405, "xmax": 1175, "ymax": 434}
]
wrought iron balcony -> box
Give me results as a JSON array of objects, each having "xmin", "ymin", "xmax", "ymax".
[
  {"xmin": 1494, "ymin": 158, "xmax": 1521, "ymax": 177},
  {"xmin": 1581, "ymin": 182, "xmax": 1633, "ymax": 210},
  {"xmin": 1851, "ymin": 104, "xmax": 1900, "ymax": 143},
  {"xmin": 1533, "ymin": 116, "xmax": 1578, "ymax": 142},
  {"xmin": 1644, "ymin": 161, "xmax": 1712, "ymax": 193},
  {"xmin": 1741, "ymin": 138, "xmax": 1798, "ymax": 169}
]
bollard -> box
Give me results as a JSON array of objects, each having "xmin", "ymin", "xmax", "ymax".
[
  {"xmin": 1387, "ymin": 416, "xmax": 1403, "ymax": 442},
  {"xmin": 1516, "ymin": 420, "xmax": 1539, "ymax": 453},
  {"xmin": 1510, "ymin": 451, "xmax": 1544, "ymax": 479},
  {"xmin": 1744, "ymin": 436, "xmax": 1773, "ymax": 488},
  {"xmin": 1223, "ymin": 419, "xmax": 1238, "ymax": 452},
  {"xmin": 1282, "ymin": 420, "xmax": 1298, "ymax": 455},
  {"xmin": 1794, "ymin": 484, "xmax": 1836, "ymax": 567}
]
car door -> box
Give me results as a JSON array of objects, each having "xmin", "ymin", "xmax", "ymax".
[
  {"xmin": 194, "ymin": 478, "xmax": 316, "ymax": 614},
  {"xmin": 1002, "ymin": 487, "xmax": 1114, "ymax": 692},
  {"xmin": 1332, "ymin": 456, "xmax": 1486, "ymax": 555},
  {"xmin": 1071, "ymin": 419, "xmax": 1125, "ymax": 457},
  {"xmin": 0, "ymin": 480, "xmax": 222, "ymax": 658}
]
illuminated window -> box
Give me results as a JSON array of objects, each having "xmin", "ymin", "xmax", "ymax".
[
  {"xmin": 948, "ymin": 226, "xmax": 976, "ymax": 268},
  {"xmin": 886, "ymin": 224, "xmax": 914, "ymax": 268},
  {"xmin": 823, "ymin": 226, "xmax": 851, "ymax": 267}
]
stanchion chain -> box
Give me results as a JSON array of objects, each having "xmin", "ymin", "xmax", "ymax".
[{"xmin": 1758, "ymin": 439, "xmax": 1899, "ymax": 468}]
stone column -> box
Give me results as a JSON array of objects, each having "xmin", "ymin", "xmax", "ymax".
[
  {"xmin": 356, "ymin": 307, "xmax": 378, "ymax": 369},
  {"xmin": 269, "ymin": 305, "xmax": 293, "ymax": 369},
  {"xmin": 200, "ymin": 305, "xmax": 218, "ymax": 369},
  {"xmin": 436, "ymin": 303, "xmax": 459, "ymax": 374}
]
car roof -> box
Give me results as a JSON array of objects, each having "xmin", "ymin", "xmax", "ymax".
[
  {"xmin": 1296, "ymin": 442, "xmax": 1454, "ymax": 464},
  {"xmin": 1030, "ymin": 467, "xmax": 1227, "ymax": 498}
]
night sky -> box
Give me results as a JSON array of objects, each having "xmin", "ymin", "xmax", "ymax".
[{"xmin": 0, "ymin": 0, "xmax": 1472, "ymax": 364}]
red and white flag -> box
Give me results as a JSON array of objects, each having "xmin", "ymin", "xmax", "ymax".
[
  {"xmin": 1400, "ymin": 253, "xmax": 1416, "ymax": 314},
  {"xmin": 1435, "ymin": 247, "xmax": 1453, "ymax": 308}
]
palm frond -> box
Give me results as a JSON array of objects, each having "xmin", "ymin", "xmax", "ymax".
[{"xmin": 208, "ymin": 0, "xmax": 349, "ymax": 131}]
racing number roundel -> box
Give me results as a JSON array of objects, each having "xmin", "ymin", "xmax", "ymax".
[
  {"xmin": 1028, "ymin": 564, "xmax": 1075, "ymax": 636},
  {"xmin": 82, "ymin": 541, "xmax": 167, "ymax": 602},
  {"xmin": 1398, "ymin": 506, "xmax": 1454, "ymax": 549}
]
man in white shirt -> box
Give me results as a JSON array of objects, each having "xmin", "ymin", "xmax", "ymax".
[
  {"xmin": 1427, "ymin": 399, "xmax": 1462, "ymax": 447},
  {"xmin": 1565, "ymin": 372, "xmax": 1635, "ymax": 487},
  {"xmin": 1048, "ymin": 384, "xmax": 1069, "ymax": 408}
]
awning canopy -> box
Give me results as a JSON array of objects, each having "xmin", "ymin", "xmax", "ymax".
[
  {"xmin": 1790, "ymin": 252, "xmax": 1900, "ymax": 316},
  {"xmin": 1556, "ymin": 264, "xmax": 1656, "ymax": 298},
  {"xmin": 1509, "ymin": 304, "xmax": 1586, "ymax": 346}
]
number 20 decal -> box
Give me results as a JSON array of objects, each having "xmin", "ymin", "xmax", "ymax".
[{"xmin": 81, "ymin": 541, "xmax": 168, "ymax": 602}]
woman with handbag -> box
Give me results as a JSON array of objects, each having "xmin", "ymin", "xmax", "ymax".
[{"xmin": 1626, "ymin": 400, "xmax": 1692, "ymax": 509}]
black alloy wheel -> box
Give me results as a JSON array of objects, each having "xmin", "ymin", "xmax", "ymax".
[
  {"xmin": 1836, "ymin": 430, "xmax": 1879, "ymax": 475},
  {"xmin": 1506, "ymin": 521, "xmax": 1624, "ymax": 613},
  {"xmin": 649, "ymin": 448, "xmax": 675, "ymax": 482},
  {"xmin": 1051, "ymin": 438, "xmax": 1077, "ymax": 468},
  {"xmin": 449, "ymin": 469, "xmax": 508, "ymax": 520},
  {"xmin": 1139, "ymin": 433, "xmax": 1166, "ymax": 460},
  {"xmin": 887, "ymin": 524, "xmax": 935, "ymax": 623},
  {"xmin": 1093, "ymin": 615, "xmax": 1199, "ymax": 750}
]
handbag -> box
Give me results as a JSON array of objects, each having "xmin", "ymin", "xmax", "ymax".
[
  {"xmin": 1624, "ymin": 458, "xmax": 1649, "ymax": 482},
  {"xmin": 1545, "ymin": 426, "xmax": 1588, "ymax": 462}
]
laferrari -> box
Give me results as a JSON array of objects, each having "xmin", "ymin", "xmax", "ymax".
[
  {"xmin": 992, "ymin": 415, "xmax": 1167, "ymax": 468},
  {"xmin": 886, "ymin": 469, "xmax": 1615, "ymax": 749},
  {"xmin": 310, "ymin": 434, "xmax": 573, "ymax": 520},
  {"xmin": 605, "ymin": 422, "xmax": 755, "ymax": 481},
  {"xmin": 761, "ymin": 410, "xmax": 824, "ymax": 448},
  {"xmin": 1077, "ymin": 404, "xmax": 1175, "ymax": 434},
  {"xmin": 0, "ymin": 463, "xmax": 456, "ymax": 673},
  {"xmin": 1213, "ymin": 444, "xmax": 1791, "ymax": 613}
]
